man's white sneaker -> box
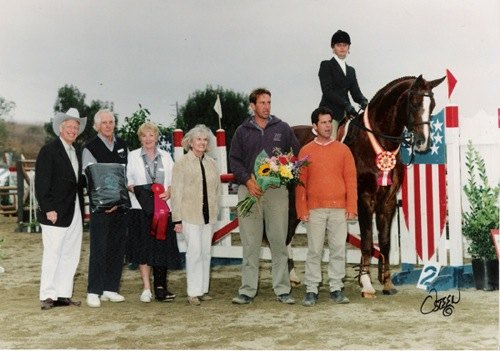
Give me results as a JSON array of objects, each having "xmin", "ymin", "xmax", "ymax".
[
  {"xmin": 140, "ymin": 289, "xmax": 152, "ymax": 303},
  {"xmin": 86, "ymin": 293, "xmax": 101, "ymax": 308},
  {"xmin": 100, "ymin": 291, "xmax": 125, "ymax": 302}
]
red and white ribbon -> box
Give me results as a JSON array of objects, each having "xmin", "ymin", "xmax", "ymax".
[{"xmin": 151, "ymin": 183, "xmax": 169, "ymax": 240}]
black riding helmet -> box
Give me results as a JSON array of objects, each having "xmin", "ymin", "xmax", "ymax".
[{"xmin": 331, "ymin": 30, "xmax": 351, "ymax": 46}]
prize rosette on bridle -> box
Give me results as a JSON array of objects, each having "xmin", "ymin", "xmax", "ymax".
[{"xmin": 236, "ymin": 148, "xmax": 309, "ymax": 217}]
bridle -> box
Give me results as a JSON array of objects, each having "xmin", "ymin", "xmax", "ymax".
[
  {"xmin": 406, "ymin": 79, "xmax": 434, "ymax": 130},
  {"xmin": 346, "ymin": 79, "xmax": 435, "ymax": 165},
  {"xmin": 404, "ymin": 79, "xmax": 435, "ymax": 163}
]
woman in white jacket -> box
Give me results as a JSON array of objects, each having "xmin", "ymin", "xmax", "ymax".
[
  {"xmin": 171, "ymin": 124, "xmax": 221, "ymax": 306},
  {"xmin": 127, "ymin": 122, "xmax": 181, "ymax": 303}
]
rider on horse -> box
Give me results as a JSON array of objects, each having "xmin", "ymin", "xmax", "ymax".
[{"xmin": 318, "ymin": 29, "xmax": 368, "ymax": 123}]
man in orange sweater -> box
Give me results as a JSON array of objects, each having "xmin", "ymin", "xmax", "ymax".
[{"xmin": 295, "ymin": 106, "xmax": 357, "ymax": 307}]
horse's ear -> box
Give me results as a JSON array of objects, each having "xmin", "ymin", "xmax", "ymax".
[
  {"xmin": 430, "ymin": 76, "xmax": 446, "ymax": 88},
  {"xmin": 414, "ymin": 74, "xmax": 423, "ymax": 86}
]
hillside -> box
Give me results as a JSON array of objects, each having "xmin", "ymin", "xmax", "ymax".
[{"xmin": 4, "ymin": 122, "xmax": 46, "ymax": 160}]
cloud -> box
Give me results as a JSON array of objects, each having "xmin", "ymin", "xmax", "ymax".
[{"xmin": 1, "ymin": 0, "xmax": 498, "ymax": 126}]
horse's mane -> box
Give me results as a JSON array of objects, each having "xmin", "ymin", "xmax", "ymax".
[{"xmin": 370, "ymin": 76, "xmax": 416, "ymax": 104}]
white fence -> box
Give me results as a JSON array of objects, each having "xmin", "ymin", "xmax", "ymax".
[{"xmin": 173, "ymin": 107, "xmax": 500, "ymax": 266}]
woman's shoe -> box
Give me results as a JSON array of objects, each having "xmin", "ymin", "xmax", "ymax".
[
  {"xmin": 155, "ymin": 287, "xmax": 176, "ymax": 302},
  {"xmin": 187, "ymin": 296, "xmax": 201, "ymax": 306},
  {"xmin": 140, "ymin": 289, "xmax": 152, "ymax": 303},
  {"xmin": 155, "ymin": 287, "xmax": 166, "ymax": 302},
  {"xmin": 164, "ymin": 290, "xmax": 176, "ymax": 301},
  {"xmin": 199, "ymin": 293, "xmax": 213, "ymax": 301}
]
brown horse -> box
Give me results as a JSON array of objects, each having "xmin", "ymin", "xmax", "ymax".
[{"xmin": 290, "ymin": 75, "xmax": 445, "ymax": 297}]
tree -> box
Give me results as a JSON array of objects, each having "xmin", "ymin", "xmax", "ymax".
[
  {"xmin": 0, "ymin": 119, "xmax": 7, "ymax": 153},
  {"xmin": 45, "ymin": 84, "xmax": 114, "ymax": 147},
  {"xmin": 0, "ymin": 96, "xmax": 16, "ymax": 118},
  {"xmin": 176, "ymin": 86, "xmax": 249, "ymax": 159},
  {"xmin": 118, "ymin": 104, "xmax": 175, "ymax": 152},
  {"xmin": 0, "ymin": 96, "xmax": 16, "ymax": 153},
  {"xmin": 53, "ymin": 84, "xmax": 86, "ymax": 114}
]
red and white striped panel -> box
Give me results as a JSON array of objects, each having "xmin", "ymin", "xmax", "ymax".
[{"xmin": 402, "ymin": 164, "xmax": 447, "ymax": 262}]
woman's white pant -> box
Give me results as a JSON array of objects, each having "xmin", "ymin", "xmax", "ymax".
[{"xmin": 182, "ymin": 222, "xmax": 214, "ymax": 297}]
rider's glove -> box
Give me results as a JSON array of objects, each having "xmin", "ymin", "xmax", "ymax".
[
  {"xmin": 360, "ymin": 99, "xmax": 368, "ymax": 110},
  {"xmin": 345, "ymin": 104, "xmax": 357, "ymax": 117}
]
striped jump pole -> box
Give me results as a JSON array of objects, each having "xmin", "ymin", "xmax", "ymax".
[
  {"xmin": 214, "ymin": 129, "xmax": 237, "ymax": 246},
  {"xmin": 445, "ymin": 105, "xmax": 463, "ymax": 266},
  {"xmin": 172, "ymin": 129, "xmax": 184, "ymax": 162}
]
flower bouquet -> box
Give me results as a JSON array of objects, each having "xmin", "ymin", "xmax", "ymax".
[{"xmin": 237, "ymin": 148, "xmax": 309, "ymax": 217}]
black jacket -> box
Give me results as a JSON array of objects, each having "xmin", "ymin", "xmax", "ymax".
[
  {"xmin": 318, "ymin": 57, "xmax": 367, "ymax": 121},
  {"xmin": 35, "ymin": 138, "xmax": 85, "ymax": 227}
]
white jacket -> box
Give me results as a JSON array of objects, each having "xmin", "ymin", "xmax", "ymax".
[{"xmin": 127, "ymin": 147, "xmax": 174, "ymax": 209}]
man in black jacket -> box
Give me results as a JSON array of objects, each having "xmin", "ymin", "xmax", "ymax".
[
  {"xmin": 318, "ymin": 30, "xmax": 368, "ymax": 122},
  {"xmin": 35, "ymin": 108, "xmax": 87, "ymax": 310}
]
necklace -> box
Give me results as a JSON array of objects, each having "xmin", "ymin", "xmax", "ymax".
[{"xmin": 142, "ymin": 153, "xmax": 159, "ymax": 183}]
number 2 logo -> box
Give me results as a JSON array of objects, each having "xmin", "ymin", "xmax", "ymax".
[{"xmin": 417, "ymin": 263, "xmax": 441, "ymax": 290}]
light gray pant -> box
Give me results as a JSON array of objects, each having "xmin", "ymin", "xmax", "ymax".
[
  {"xmin": 237, "ymin": 185, "xmax": 291, "ymax": 297},
  {"xmin": 304, "ymin": 208, "xmax": 347, "ymax": 293}
]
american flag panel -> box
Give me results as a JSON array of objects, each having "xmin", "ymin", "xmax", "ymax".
[{"xmin": 401, "ymin": 109, "xmax": 447, "ymax": 262}]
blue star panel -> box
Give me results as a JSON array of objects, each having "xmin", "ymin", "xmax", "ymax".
[{"xmin": 401, "ymin": 109, "xmax": 446, "ymax": 165}]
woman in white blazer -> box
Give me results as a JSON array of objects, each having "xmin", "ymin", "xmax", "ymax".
[
  {"xmin": 171, "ymin": 124, "xmax": 221, "ymax": 306},
  {"xmin": 126, "ymin": 122, "xmax": 181, "ymax": 303}
]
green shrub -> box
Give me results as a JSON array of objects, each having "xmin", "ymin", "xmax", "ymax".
[{"xmin": 462, "ymin": 141, "xmax": 499, "ymax": 259}]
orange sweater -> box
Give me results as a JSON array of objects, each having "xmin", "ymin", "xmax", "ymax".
[{"xmin": 295, "ymin": 139, "xmax": 357, "ymax": 218}]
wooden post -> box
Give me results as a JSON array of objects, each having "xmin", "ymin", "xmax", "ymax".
[{"xmin": 16, "ymin": 160, "xmax": 24, "ymax": 223}]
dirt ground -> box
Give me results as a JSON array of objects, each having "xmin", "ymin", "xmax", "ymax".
[{"xmin": 0, "ymin": 216, "xmax": 498, "ymax": 350}]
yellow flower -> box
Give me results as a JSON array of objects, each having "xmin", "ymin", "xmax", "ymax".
[
  {"xmin": 258, "ymin": 163, "xmax": 271, "ymax": 176},
  {"xmin": 279, "ymin": 165, "xmax": 292, "ymax": 179}
]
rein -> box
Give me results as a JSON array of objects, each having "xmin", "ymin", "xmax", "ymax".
[
  {"xmin": 346, "ymin": 113, "xmax": 410, "ymax": 145},
  {"xmin": 345, "ymin": 82, "xmax": 434, "ymax": 165}
]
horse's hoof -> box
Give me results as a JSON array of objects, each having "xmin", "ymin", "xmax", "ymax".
[
  {"xmin": 382, "ymin": 288, "xmax": 398, "ymax": 295},
  {"xmin": 290, "ymin": 280, "xmax": 301, "ymax": 288},
  {"xmin": 361, "ymin": 292, "xmax": 377, "ymax": 299}
]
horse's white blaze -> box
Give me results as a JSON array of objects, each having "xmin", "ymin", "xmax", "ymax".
[{"xmin": 418, "ymin": 96, "xmax": 432, "ymax": 151}]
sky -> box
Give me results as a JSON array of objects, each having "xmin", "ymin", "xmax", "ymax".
[{"xmin": 1, "ymin": 0, "xmax": 499, "ymax": 128}]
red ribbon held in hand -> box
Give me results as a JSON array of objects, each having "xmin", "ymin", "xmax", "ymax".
[{"xmin": 151, "ymin": 183, "xmax": 169, "ymax": 240}]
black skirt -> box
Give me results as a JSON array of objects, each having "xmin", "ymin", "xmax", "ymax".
[{"xmin": 126, "ymin": 209, "xmax": 182, "ymax": 269}]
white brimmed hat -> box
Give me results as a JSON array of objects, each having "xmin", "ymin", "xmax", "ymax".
[{"xmin": 52, "ymin": 108, "xmax": 87, "ymax": 136}]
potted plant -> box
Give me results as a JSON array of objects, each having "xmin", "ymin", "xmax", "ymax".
[{"xmin": 462, "ymin": 141, "xmax": 499, "ymax": 290}]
